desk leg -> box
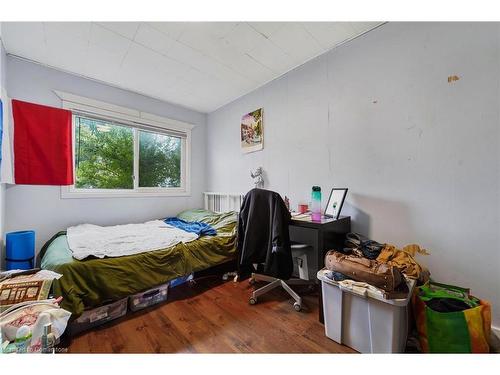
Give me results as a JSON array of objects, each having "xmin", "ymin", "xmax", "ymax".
[
  {"xmin": 290, "ymin": 218, "xmax": 350, "ymax": 324},
  {"xmin": 317, "ymin": 230, "xmax": 325, "ymax": 324}
]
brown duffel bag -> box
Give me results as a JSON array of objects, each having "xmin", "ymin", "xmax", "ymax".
[{"xmin": 324, "ymin": 250, "xmax": 404, "ymax": 292}]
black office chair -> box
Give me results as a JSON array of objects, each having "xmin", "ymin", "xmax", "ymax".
[{"xmin": 237, "ymin": 188, "xmax": 314, "ymax": 311}]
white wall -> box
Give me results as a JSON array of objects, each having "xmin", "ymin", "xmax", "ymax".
[
  {"xmin": 206, "ymin": 23, "xmax": 500, "ymax": 327},
  {"xmin": 0, "ymin": 37, "xmax": 6, "ymax": 269},
  {"xmin": 4, "ymin": 56, "xmax": 207, "ymax": 255}
]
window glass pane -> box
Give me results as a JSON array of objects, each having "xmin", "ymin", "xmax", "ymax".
[
  {"xmin": 139, "ymin": 130, "xmax": 181, "ymax": 188},
  {"xmin": 75, "ymin": 116, "xmax": 134, "ymax": 189}
]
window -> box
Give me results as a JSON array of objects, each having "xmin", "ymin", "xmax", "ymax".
[
  {"xmin": 75, "ymin": 116, "xmax": 134, "ymax": 190},
  {"xmin": 138, "ymin": 130, "xmax": 181, "ymax": 188},
  {"xmin": 58, "ymin": 92, "xmax": 192, "ymax": 198}
]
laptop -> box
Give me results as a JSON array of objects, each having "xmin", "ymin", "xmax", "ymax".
[{"xmin": 324, "ymin": 188, "xmax": 348, "ymax": 220}]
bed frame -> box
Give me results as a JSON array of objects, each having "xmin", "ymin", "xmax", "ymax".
[
  {"xmin": 202, "ymin": 192, "xmax": 245, "ymax": 282},
  {"xmin": 60, "ymin": 192, "xmax": 245, "ymax": 343},
  {"xmin": 203, "ymin": 192, "xmax": 245, "ymax": 213}
]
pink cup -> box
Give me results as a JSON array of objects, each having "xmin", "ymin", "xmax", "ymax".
[{"xmin": 298, "ymin": 204, "xmax": 309, "ymax": 214}]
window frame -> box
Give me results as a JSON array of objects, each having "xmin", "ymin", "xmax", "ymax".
[{"xmin": 57, "ymin": 91, "xmax": 193, "ymax": 199}]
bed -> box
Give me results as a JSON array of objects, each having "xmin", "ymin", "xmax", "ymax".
[{"xmin": 40, "ymin": 209, "xmax": 237, "ymax": 318}]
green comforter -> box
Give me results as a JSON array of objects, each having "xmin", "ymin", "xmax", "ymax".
[{"xmin": 40, "ymin": 209, "xmax": 237, "ymax": 318}]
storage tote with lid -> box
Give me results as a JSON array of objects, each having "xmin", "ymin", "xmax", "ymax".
[{"xmin": 317, "ymin": 268, "xmax": 415, "ymax": 353}]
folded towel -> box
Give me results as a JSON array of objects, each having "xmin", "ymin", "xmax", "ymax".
[{"xmin": 164, "ymin": 217, "xmax": 217, "ymax": 236}]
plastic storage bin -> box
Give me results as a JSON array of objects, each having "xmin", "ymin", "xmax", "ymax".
[
  {"xmin": 70, "ymin": 298, "xmax": 128, "ymax": 335},
  {"xmin": 170, "ymin": 273, "xmax": 193, "ymax": 288},
  {"xmin": 317, "ymin": 269, "xmax": 415, "ymax": 353},
  {"xmin": 129, "ymin": 282, "xmax": 169, "ymax": 312},
  {"xmin": 5, "ymin": 230, "xmax": 35, "ymax": 270}
]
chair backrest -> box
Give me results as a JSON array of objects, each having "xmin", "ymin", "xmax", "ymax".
[{"xmin": 237, "ymin": 188, "xmax": 293, "ymax": 280}]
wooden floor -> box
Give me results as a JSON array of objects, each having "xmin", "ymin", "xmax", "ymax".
[{"xmin": 68, "ymin": 276, "xmax": 356, "ymax": 353}]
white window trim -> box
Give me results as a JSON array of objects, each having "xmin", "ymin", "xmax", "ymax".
[{"xmin": 56, "ymin": 91, "xmax": 194, "ymax": 199}]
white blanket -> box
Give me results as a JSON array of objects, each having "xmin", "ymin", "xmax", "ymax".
[{"xmin": 67, "ymin": 220, "xmax": 198, "ymax": 260}]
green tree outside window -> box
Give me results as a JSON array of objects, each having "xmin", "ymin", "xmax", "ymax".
[{"xmin": 74, "ymin": 116, "xmax": 181, "ymax": 190}]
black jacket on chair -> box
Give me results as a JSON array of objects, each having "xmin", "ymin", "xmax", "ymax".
[{"xmin": 237, "ymin": 188, "xmax": 293, "ymax": 280}]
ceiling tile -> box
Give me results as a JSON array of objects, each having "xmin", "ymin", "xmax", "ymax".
[
  {"xmin": 269, "ymin": 23, "xmax": 324, "ymax": 63},
  {"xmin": 84, "ymin": 56, "xmax": 123, "ymax": 84},
  {"xmin": 349, "ymin": 22, "xmax": 382, "ymax": 34},
  {"xmin": 121, "ymin": 43, "xmax": 167, "ymax": 74},
  {"xmin": 84, "ymin": 26, "xmax": 133, "ymax": 82},
  {"xmin": 175, "ymin": 35, "xmax": 265, "ymax": 85},
  {"xmin": 167, "ymin": 41, "xmax": 253, "ymax": 88},
  {"xmin": 84, "ymin": 41, "xmax": 130, "ymax": 84},
  {"xmin": 204, "ymin": 22, "xmax": 239, "ymax": 38},
  {"xmin": 177, "ymin": 26, "xmax": 227, "ymax": 56},
  {"xmin": 44, "ymin": 22, "xmax": 91, "ymax": 42},
  {"xmin": 163, "ymin": 40, "xmax": 212, "ymax": 73},
  {"xmin": 1, "ymin": 22, "xmax": 47, "ymax": 62},
  {"xmin": 147, "ymin": 22, "xmax": 189, "ymax": 40},
  {"xmin": 234, "ymin": 53, "xmax": 276, "ymax": 83},
  {"xmin": 221, "ymin": 23, "xmax": 268, "ymax": 53},
  {"xmin": 89, "ymin": 23, "xmax": 131, "ymax": 58},
  {"xmin": 180, "ymin": 67, "xmax": 211, "ymax": 86},
  {"xmin": 122, "ymin": 43, "xmax": 191, "ymax": 81},
  {"xmin": 184, "ymin": 22, "xmax": 239, "ymax": 39},
  {"xmin": 247, "ymin": 22, "xmax": 285, "ymax": 38},
  {"xmin": 95, "ymin": 22, "xmax": 140, "ymax": 40},
  {"xmin": 134, "ymin": 23, "xmax": 175, "ymax": 55},
  {"xmin": 42, "ymin": 22, "xmax": 90, "ymax": 72},
  {"xmin": 194, "ymin": 40, "xmax": 274, "ymax": 84},
  {"xmin": 44, "ymin": 41, "xmax": 88, "ymax": 73},
  {"xmin": 302, "ymin": 22, "xmax": 358, "ymax": 49},
  {"xmin": 247, "ymin": 38, "xmax": 296, "ymax": 74}
]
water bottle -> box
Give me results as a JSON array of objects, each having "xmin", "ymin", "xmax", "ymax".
[
  {"xmin": 15, "ymin": 325, "xmax": 32, "ymax": 353},
  {"xmin": 311, "ymin": 186, "xmax": 322, "ymax": 221}
]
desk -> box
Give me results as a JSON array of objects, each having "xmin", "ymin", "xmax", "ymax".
[{"xmin": 289, "ymin": 215, "xmax": 351, "ymax": 323}]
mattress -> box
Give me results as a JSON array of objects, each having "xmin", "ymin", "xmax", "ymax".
[{"xmin": 40, "ymin": 209, "xmax": 237, "ymax": 318}]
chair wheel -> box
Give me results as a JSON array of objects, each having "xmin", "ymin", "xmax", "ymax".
[
  {"xmin": 293, "ymin": 302, "xmax": 302, "ymax": 312},
  {"xmin": 222, "ymin": 274, "xmax": 229, "ymax": 281},
  {"xmin": 249, "ymin": 278, "xmax": 255, "ymax": 285},
  {"xmin": 249, "ymin": 297, "xmax": 257, "ymax": 305}
]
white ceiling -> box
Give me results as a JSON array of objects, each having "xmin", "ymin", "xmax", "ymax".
[{"xmin": 0, "ymin": 22, "xmax": 382, "ymax": 113}]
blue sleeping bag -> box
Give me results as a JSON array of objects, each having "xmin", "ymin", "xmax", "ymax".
[{"xmin": 164, "ymin": 217, "xmax": 217, "ymax": 236}]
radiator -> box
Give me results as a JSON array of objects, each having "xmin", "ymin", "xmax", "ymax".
[{"xmin": 203, "ymin": 192, "xmax": 245, "ymax": 213}]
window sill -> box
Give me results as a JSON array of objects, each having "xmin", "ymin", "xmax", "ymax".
[{"xmin": 60, "ymin": 187, "xmax": 191, "ymax": 199}]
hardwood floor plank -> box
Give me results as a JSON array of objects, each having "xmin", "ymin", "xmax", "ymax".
[{"xmin": 68, "ymin": 277, "xmax": 356, "ymax": 354}]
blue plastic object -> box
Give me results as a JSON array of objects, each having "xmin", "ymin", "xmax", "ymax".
[
  {"xmin": 170, "ymin": 274, "xmax": 193, "ymax": 288},
  {"xmin": 5, "ymin": 230, "xmax": 35, "ymax": 270}
]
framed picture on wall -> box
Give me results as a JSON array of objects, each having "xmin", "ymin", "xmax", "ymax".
[
  {"xmin": 325, "ymin": 188, "xmax": 348, "ymax": 220},
  {"xmin": 240, "ymin": 108, "xmax": 263, "ymax": 153}
]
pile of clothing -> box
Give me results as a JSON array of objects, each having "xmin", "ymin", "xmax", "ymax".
[{"xmin": 324, "ymin": 233, "xmax": 430, "ymax": 299}]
